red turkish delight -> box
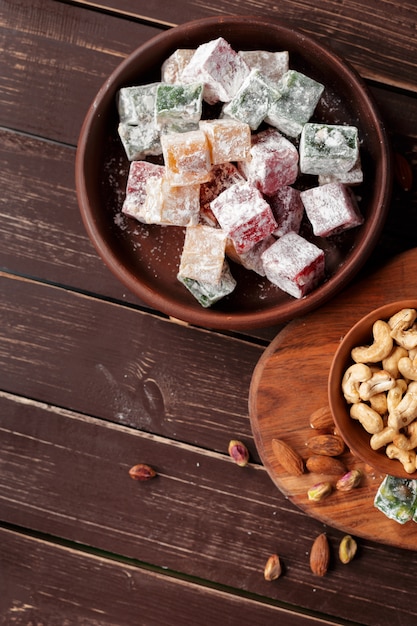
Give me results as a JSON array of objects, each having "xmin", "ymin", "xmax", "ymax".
[
  {"xmin": 261, "ymin": 232, "xmax": 325, "ymax": 298},
  {"xmin": 210, "ymin": 181, "xmax": 277, "ymax": 254},
  {"xmin": 268, "ymin": 186, "xmax": 304, "ymax": 237},
  {"xmin": 238, "ymin": 128, "xmax": 298, "ymax": 196},
  {"xmin": 300, "ymin": 182, "xmax": 363, "ymax": 237},
  {"xmin": 121, "ymin": 161, "xmax": 165, "ymax": 222}
]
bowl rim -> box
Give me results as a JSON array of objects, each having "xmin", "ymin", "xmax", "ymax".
[
  {"xmin": 75, "ymin": 15, "xmax": 392, "ymax": 330},
  {"xmin": 328, "ymin": 299, "xmax": 417, "ymax": 479}
]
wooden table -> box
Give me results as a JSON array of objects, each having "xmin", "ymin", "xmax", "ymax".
[{"xmin": 1, "ymin": 1, "xmax": 416, "ymax": 624}]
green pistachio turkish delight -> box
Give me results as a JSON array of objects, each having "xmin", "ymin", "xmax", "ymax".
[
  {"xmin": 300, "ymin": 122, "xmax": 359, "ymax": 175},
  {"xmin": 117, "ymin": 83, "xmax": 162, "ymax": 160},
  {"xmin": 222, "ymin": 69, "xmax": 281, "ymax": 130},
  {"xmin": 374, "ymin": 475, "xmax": 417, "ymax": 524},
  {"xmin": 155, "ymin": 82, "xmax": 204, "ymax": 134},
  {"xmin": 178, "ymin": 261, "xmax": 237, "ymax": 308}
]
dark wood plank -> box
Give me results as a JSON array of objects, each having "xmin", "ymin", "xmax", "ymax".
[
  {"xmin": 2, "ymin": 392, "xmax": 417, "ymax": 625},
  {"xmin": 0, "ymin": 527, "xmax": 333, "ymax": 626},
  {"xmin": 0, "ymin": 272, "xmax": 263, "ymax": 452},
  {"xmin": 77, "ymin": 0, "xmax": 417, "ymax": 93}
]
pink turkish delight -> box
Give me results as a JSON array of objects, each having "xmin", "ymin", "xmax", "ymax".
[
  {"xmin": 210, "ymin": 181, "xmax": 277, "ymax": 254},
  {"xmin": 199, "ymin": 162, "xmax": 245, "ymax": 227},
  {"xmin": 261, "ymin": 232, "xmax": 325, "ymax": 298},
  {"xmin": 226, "ymin": 234, "xmax": 275, "ymax": 276},
  {"xmin": 180, "ymin": 37, "xmax": 250, "ymax": 105},
  {"xmin": 268, "ymin": 186, "xmax": 304, "ymax": 237},
  {"xmin": 238, "ymin": 128, "xmax": 299, "ymax": 196},
  {"xmin": 121, "ymin": 161, "xmax": 165, "ymax": 222},
  {"xmin": 300, "ymin": 182, "xmax": 363, "ymax": 237}
]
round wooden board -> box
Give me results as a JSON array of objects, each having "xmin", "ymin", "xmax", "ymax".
[{"xmin": 249, "ymin": 248, "xmax": 417, "ymax": 550}]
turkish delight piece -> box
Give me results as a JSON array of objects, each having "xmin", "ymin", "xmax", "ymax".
[
  {"xmin": 121, "ymin": 161, "xmax": 165, "ymax": 221},
  {"xmin": 374, "ymin": 475, "xmax": 417, "ymax": 524},
  {"xmin": 117, "ymin": 83, "xmax": 162, "ymax": 160},
  {"xmin": 210, "ymin": 181, "xmax": 277, "ymax": 254},
  {"xmin": 155, "ymin": 82, "xmax": 203, "ymax": 134},
  {"xmin": 238, "ymin": 50, "xmax": 289, "ymax": 83},
  {"xmin": 265, "ymin": 70, "xmax": 324, "ymax": 137},
  {"xmin": 143, "ymin": 177, "xmax": 200, "ymax": 226},
  {"xmin": 180, "ymin": 37, "xmax": 250, "ymax": 104},
  {"xmin": 161, "ymin": 129, "xmax": 212, "ymax": 186},
  {"xmin": 268, "ymin": 186, "xmax": 304, "ymax": 237},
  {"xmin": 178, "ymin": 225, "xmax": 228, "ymax": 285},
  {"xmin": 318, "ymin": 157, "xmax": 363, "ymax": 185},
  {"xmin": 178, "ymin": 260, "xmax": 236, "ymax": 307},
  {"xmin": 199, "ymin": 163, "xmax": 245, "ymax": 227},
  {"xmin": 222, "ymin": 69, "xmax": 281, "ymax": 130},
  {"xmin": 199, "ymin": 119, "xmax": 251, "ymax": 164},
  {"xmin": 300, "ymin": 123, "xmax": 360, "ymax": 175},
  {"xmin": 261, "ymin": 231, "xmax": 325, "ymax": 298},
  {"xmin": 161, "ymin": 49, "xmax": 195, "ymax": 84},
  {"xmin": 238, "ymin": 128, "xmax": 299, "ymax": 195},
  {"xmin": 300, "ymin": 182, "xmax": 363, "ymax": 237},
  {"xmin": 226, "ymin": 234, "xmax": 275, "ymax": 276}
]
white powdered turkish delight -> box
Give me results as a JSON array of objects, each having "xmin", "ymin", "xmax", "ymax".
[
  {"xmin": 265, "ymin": 70, "xmax": 324, "ymax": 137},
  {"xmin": 222, "ymin": 69, "xmax": 281, "ymax": 130},
  {"xmin": 180, "ymin": 37, "xmax": 250, "ymax": 104},
  {"xmin": 268, "ymin": 186, "xmax": 304, "ymax": 237},
  {"xmin": 199, "ymin": 118, "xmax": 251, "ymax": 164},
  {"xmin": 299, "ymin": 123, "xmax": 359, "ymax": 175},
  {"xmin": 238, "ymin": 128, "xmax": 299, "ymax": 196},
  {"xmin": 199, "ymin": 163, "xmax": 245, "ymax": 227},
  {"xmin": 178, "ymin": 225, "xmax": 228, "ymax": 285},
  {"xmin": 121, "ymin": 161, "xmax": 165, "ymax": 221},
  {"xmin": 117, "ymin": 83, "xmax": 162, "ymax": 160},
  {"xmin": 143, "ymin": 177, "xmax": 200, "ymax": 226},
  {"xmin": 161, "ymin": 129, "xmax": 212, "ymax": 186},
  {"xmin": 161, "ymin": 49, "xmax": 195, "ymax": 84},
  {"xmin": 238, "ymin": 50, "xmax": 289, "ymax": 83},
  {"xmin": 300, "ymin": 182, "xmax": 363, "ymax": 237},
  {"xmin": 178, "ymin": 260, "xmax": 236, "ymax": 307},
  {"xmin": 210, "ymin": 181, "xmax": 277, "ymax": 254},
  {"xmin": 155, "ymin": 82, "xmax": 204, "ymax": 134},
  {"xmin": 261, "ymin": 231, "xmax": 325, "ymax": 298}
]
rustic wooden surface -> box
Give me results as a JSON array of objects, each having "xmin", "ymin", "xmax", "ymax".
[
  {"xmin": 1, "ymin": 0, "xmax": 417, "ymax": 624},
  {"xmin": 250, "ymin": 249, "xmax": 417, "ymax": 551}
]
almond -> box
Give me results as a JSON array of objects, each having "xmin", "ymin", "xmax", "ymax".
[
  {"xmin": 306, "ymin": 455, "xmax": 347, "ymax": 475},
  {"xmin": 271, "ymin": 438, "xmax": 305, "ymax": 476},
  {"xmin": 310, "ymin": 532, "xmax": 330, "ymax": 576},
  {"xmin": 309, "ymin": 406, "xmax": 335, "ymax": 431},
  {"xmin": 393, "ymin": 152, "xmax": 413, "ymax": 192},
  {"xmin": 307, "ymin": 434, "xmax": 345, "ymax": 457}
]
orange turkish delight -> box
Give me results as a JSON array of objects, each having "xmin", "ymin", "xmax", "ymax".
[
  {"xmin": 199, "ymin": 119, "xmax": 251, "ymax": 164},
  {"xmin": 143, "ymin": 177, "xmax": 200, "ymax": 226},
  {"xmin": 161, "ymin": 129, "xmax": 212, "ymax": 186},
  {"xmin": 178, "ymin": 225, "xmax": 228, "ymax": 285}
]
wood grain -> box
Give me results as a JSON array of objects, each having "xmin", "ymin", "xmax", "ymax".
[{"xmin": 250, "ymin": 248, "xmax": 417, "ymax": 550}]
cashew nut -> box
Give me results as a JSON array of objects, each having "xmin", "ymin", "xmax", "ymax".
[
  {"xmin": 386, "ymin": 379, "xmax": 408, "ymax": 413},
  {"xmin": 351, "ymin": 320, "xmax": 393, "ymax": 363},
  {"xmin": 387, "ymin": 381, "xmax": 417, "ymax": 430},
  {"xmin": 350, "ymin": 402, "xmax": 384, "ymax": 434},
  {"xmin": 358, "ymin": 369, "xmax": 396, "ymax": 401},
  {"xmin": 370, "ymin": 426, "xmax": 397, "ymax": 450},
  {"xmin": 369, "ymin": 392, "xmax": 388, "ymax": 416},
  {"xmin": 341, "ymin": 363, "xmax": 372, "ymax": 404},
  {"xmin": 382, "ymin": 345, "xmax": 408, "ymax": 378},
  {"xmin": 388, "ymin": 308, "xmax": 417, "ymax": 350},
  {"xmin": 398, "ymin": 356, "xmax": 417, "ymax": 382},
  {"xmin": 393, "ymin": 421, "xmax": 417, "ymax": 451},
  {"xmin": 386, "ymin": 443, "xmax": 417, "ymax": 474}
]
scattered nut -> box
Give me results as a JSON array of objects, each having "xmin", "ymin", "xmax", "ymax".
[
  {"xmin": 271, "ymin": 438, "xmax": 305, "ymax": 476},
  {"xmin": 339, "ymin": 534, "xmax": 357, "ymax": 564},
  {"xmin": 264, "ymin": 554, "xmax": 282, "ymax": 581},
  {"xmin": 393, "ymin": 152, "xmax": 413, "ymax": 192},
  {"xmin": 336, "ymin": 469, "xmax": 362, "ymax": 491},
  {"xmin": 307, "ymin": 481, "xmax": 333, "ymax": 502},
  {"xmin": 307, "ymin": 434, "xmax": 345, "ymax": 457},
  {"xmin": 306, "ymin": 455, "xmax": 347, "ymax": 476},
  {"xmin": 310, "ymin": 533, "xmax": 330, "ymax": 576},
  {"xmin": 309, "ymin": 406, "xmax": 335, "ymax": 431},
  {"xmin": 129, "ymin": 463, "xmax": 156, "ymax": 481},
  {"xmin": 228, "ymin": 440, "xmax": 250, "ymax": 467}
]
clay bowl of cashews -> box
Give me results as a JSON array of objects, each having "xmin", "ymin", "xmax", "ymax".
[{"xmin": 328, "ymin": 300, "xmax": 417, "ymax": 479}]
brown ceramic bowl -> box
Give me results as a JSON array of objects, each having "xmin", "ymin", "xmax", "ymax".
[
  {"xmin": 75, "ymin": 16, "xmax": 392, "ymax": 330},
  {"xmin": 328, "ymin": 300, "xmax": 417, "ymax": 479}
]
